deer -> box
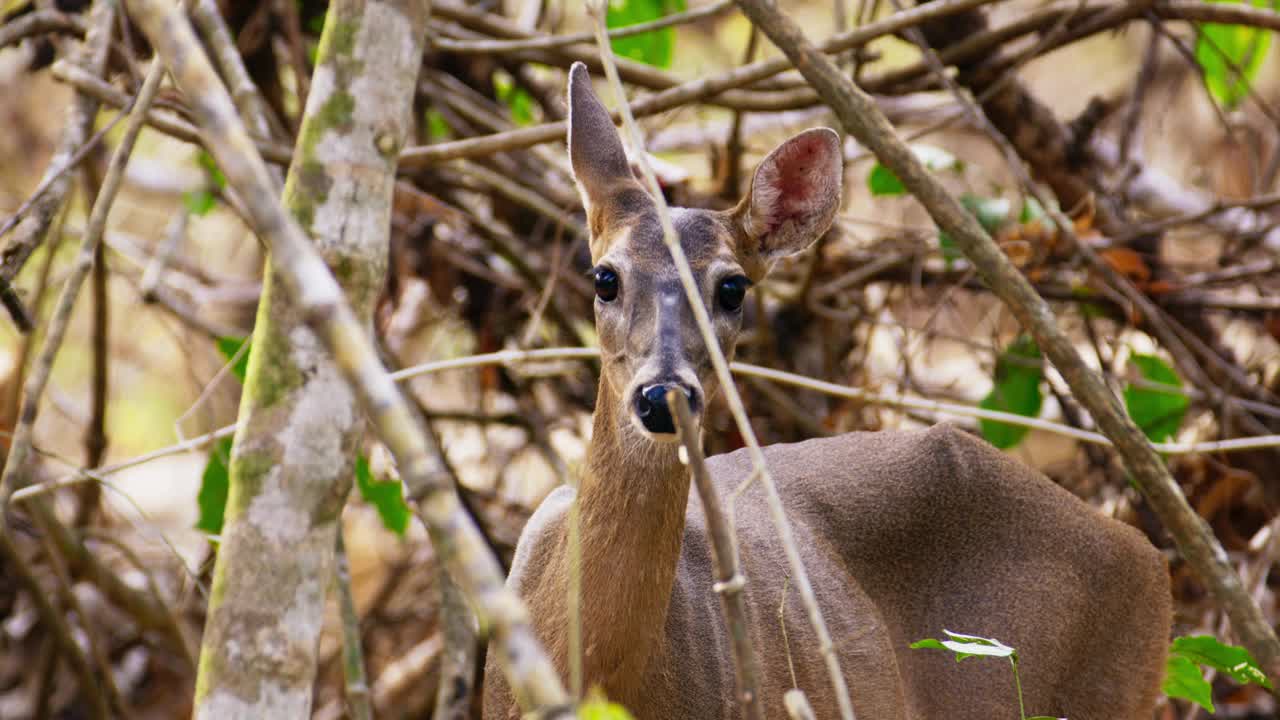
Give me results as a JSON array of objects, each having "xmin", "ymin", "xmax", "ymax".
[{"xmin": 482, "ymin": 62, "xmax": 1172, "ymax": 720}]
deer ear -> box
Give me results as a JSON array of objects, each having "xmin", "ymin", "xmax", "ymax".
[
  {"xmin": 567, "ymin": 62, "xmax": 634, "ymax": 217},
  {"xmin": 736, "ymin": 128, "xmax": 843, "ymax": 264}
]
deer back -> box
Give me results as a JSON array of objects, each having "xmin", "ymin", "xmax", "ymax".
[{"xmin": 692, "ymin": 424, "xmax": 1171, "ymax": 719}]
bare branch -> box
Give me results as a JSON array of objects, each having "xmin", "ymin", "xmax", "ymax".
[{"xmin": 668, "ymin": 391, "xmax": 764, "ymax": 720}]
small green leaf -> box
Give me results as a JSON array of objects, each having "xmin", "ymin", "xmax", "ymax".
[
  {"xmin": 961, "ymin": 194, "xmax": 1013, "ymax": 234},
  {"xmin": 979, "ymin": 336, "xmax": 1043, "ymax": 449},
  {"xmin": 196, "ymin": 436, "xmax": 233, "ymax": 535},
  {"xmin": 1019, "ymin": 196, "xmax": 1051, "ymax": 225},
  {"xmin": 196, "ymin": 149, "xmax": 227, "ymax": 190},
  {"xmin": 1163, "ymin": 653, "xmax": 1215, "ymax": 712},
  {"xmin": 909, "ymin": 638, "xmax": 948, "ymax": 651},
  {"xmin": 606, "ymin": 0, "xmax": 686, "ymax": 68},
  {"xmin": 937, "ymin": 194, "xmax": 1013, "ymax": 268},
  {"xmin": 215, "ymin": 336, "xmax": 251, "ymax": 383},
  {"xmin": 867, "ymin": 145, "xmax": 960, "ymax": 197},
  {"xmin": 868, "ymin": 163, "xmax": 906, "ymax": 196},
  {"xmin": 1171, "ymin": 635, "xmax": 1273, "ymax": 690},
  {"xmin": 1195, "ymin": 0, "xmax": 1273, "ymax": 109},
  {"xmin": 355, "ymin": 454, "xmax": 410, "ymax": 536},
  {"xmin": 912, "ymin": 630, "xmax": 1016, "ymax": 663},
  {"xmin": 1123, "ymin": 354, "xmax": 1188, "ymax": 443},
  {"xmin": 182, "ymin": 189, "xmax": 217, "ymax": 217},
  {"xmin": 425, "ymin": 109, "xmax": 451, "ymax": 140},
  {"xmin": 494, "ymin": 72, "xmax": 536, "ymax": 126},
  {"xmin": 937, "ymin": 229, "xmax": 961, "ymax": 267}
]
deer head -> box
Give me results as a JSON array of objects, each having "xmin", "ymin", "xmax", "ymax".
[{"xmin": 567, "ymin": 62, "xmax": 843, "ymax": 440}]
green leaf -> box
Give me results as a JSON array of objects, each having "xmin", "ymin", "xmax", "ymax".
[
  {"xmin": 909, "ymin": 638, "xmax": 949, "ymax": 651},
  {"xmin": 196, "ymin": 436, "xmax": 233, "ymax": 535},
  {"xmin": 961, "ymin": 194, "xmax": 1013, "ymax": 234},
  {"xmin": 215, "ymin": 336, "xmax": 251, "ymax": 383},
  {"xmin": 867, "ymin": 164, "xmax": 906, "ymax": 196},
  {"xmin": 494, "ymin": 72, "xmax": 536, "ymax": 126},
  {"xmin": 1163, "ymin": 653, "xmax": 1215, "ymax": 712},
  {"xmin": 1171, "ymin": 635, "xmax": 1273, "ymax": 690},
  {"xmin": 1019, "ymin": 196, "xmax": 1056, "ymax": 228},
  {"xmin": 911, "ymin": 630, "xmax": 1016, "ymax": 663},
  {"xmin": 185, "ymin": 150, "xmax": 226, "ymax": 216},
  {"xmin": 867, "ymin": 145, "xmax": 961, "ymax": 197},
  {"xmin": 606, "ymin": 0, "xmax": 686, "ymax": 68},
  {"xmin": 1195, "ymin": 0, "xmax": 1273, "ymax": 109},
  {"xmin": 182, "ymin": 189, "xmax": 217, "ymax": 217},
  {"xmin": 1123, "ymin": 354, "xmax": 1188, "ymax": 442},
  {"xmin": 355, "ymin": 454, "xmax": 410, "ymax": 536},
  {"xmin": 196, "ymin": 149, "xmax": 227, "ymax": 190},
  {"xmin": 425, "ymin": 109, "xmax": 451, "ymax": 140},
  {"xmin": 979, "ymin": 336, "xmax": 1043, "ymax": 449},
  {"xmin": 937, "ymin": 194, "xmax": 1013, "ymax": 268}
]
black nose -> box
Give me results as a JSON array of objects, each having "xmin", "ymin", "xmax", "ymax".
[{"xmin": 634, "ymin": 384, "xmax": 696, "ymax": 434}]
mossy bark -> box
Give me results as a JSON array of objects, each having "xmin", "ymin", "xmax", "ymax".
[{"xmin": 191, "ymin": 2, "xmax": 428, "ymax": 716}]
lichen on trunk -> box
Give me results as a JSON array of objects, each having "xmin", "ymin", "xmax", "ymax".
[{"xmin": 192, "ymin": 1, "xmax": 430, "ymax": 716}]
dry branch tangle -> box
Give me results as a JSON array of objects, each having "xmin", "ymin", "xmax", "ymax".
[{"xmin": 122, "ymin": 0, "xmax": 570, "ymax": 715}]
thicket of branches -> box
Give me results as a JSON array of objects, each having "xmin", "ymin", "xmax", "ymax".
[{"xmin": 2, "ymin": 0, "xmax": 1280, "ymax": 717}]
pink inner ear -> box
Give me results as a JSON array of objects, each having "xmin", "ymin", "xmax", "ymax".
[{"xmin": 756, "ymin": 132, "xmax": 833, "ymax": 234}]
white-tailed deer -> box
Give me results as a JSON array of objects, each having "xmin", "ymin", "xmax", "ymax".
[{"xmin": 483, "ymin": 62, "xmax": 1172, "ymax": 719}]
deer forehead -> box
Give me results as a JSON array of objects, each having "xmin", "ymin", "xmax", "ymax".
[{"xmin": 597, "ymin": 207, "xmax": 742, "ymax": 277}]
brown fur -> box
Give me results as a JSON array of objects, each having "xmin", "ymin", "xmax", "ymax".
[{"xmin": 482, "ymin": 63, "xmax": 1172, "ymax": 719}]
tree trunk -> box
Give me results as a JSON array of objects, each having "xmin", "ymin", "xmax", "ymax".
[{"xmin": 192, "ymin": 1, "xmax": 429, "ymax": 716}]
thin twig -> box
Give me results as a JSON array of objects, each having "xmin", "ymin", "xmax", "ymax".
[
  {"xmin": 401, "ymin": 0, "xmax": 1005, "ymax": 168},
  {"xmin": 668, "ymin": 391, "xmax": 765, "ymax": 720},
  {"xmin": 0, "ymin": 9, "xmax": 88, "ymax": 49},
  {"xmin": 191, "ymin": 0, "xmax": 287, "ymax": 178},
  {"xmin": 0, "ymin": 532, "xmax": 112, "ymax": 719},
  {"xmin": 16, "ymin": 342, "xmax": 1280, "ymax": 511},
  {"xmin": 139, "ymin": 207, "xmax": 189, "ymax": 301},
  {"xmin": 335, "ymin": 531, "xmax": 374, "ymax": 720},
  {"xmin": 29, "ymin": 512, "xmax": 132, "ymax": 718},
  {"xmin": 48, "ymin": 59, "xmax": 294, "ymax": 164},
  {"xmin": 433, "ymin": 0, "xmax": 733, "ymax": 53},
  {"xmin": 76, "ymin": 166, "xmax": 111, "ymax": 526},
  {"xmin": 0, "ymin": 49, "xmax": 167, "ymax": 507}
]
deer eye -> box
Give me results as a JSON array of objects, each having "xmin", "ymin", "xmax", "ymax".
[
  {"xmin": 594, "ymin": 267, "xmax": 619, "ymax": 302},
  {"xmin": 716, "ymin": 275, "xmax": 750, "ymax": 312}
]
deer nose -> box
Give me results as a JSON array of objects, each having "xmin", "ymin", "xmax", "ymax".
[{"xmin": 634, "ymin": 384, "xmax": 696, "ymax": 435}]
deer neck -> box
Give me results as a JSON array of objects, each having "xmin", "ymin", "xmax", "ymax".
[{"xmin": 571, "ymin": 374, "xmax": 691, "ymax": 702}]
